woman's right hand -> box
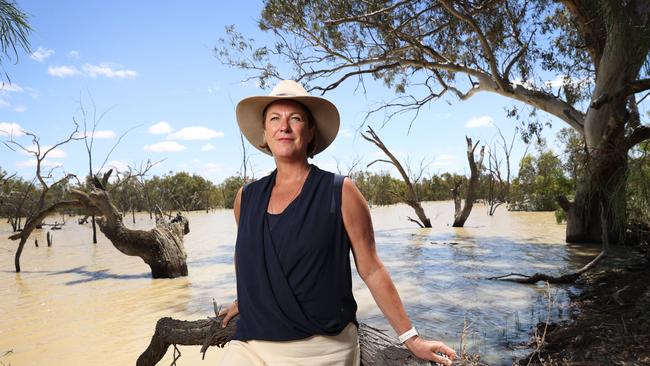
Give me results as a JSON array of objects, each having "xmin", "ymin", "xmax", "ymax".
[{"xmin": 219, "ymin": 299, "xmax": 239, "ymax": 328}]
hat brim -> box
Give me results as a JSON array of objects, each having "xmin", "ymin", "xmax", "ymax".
[{"xmin": 236, "ymin": 95, "xmax": 340, "ymax": 156}]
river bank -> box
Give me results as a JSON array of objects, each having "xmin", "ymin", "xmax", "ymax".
[{"xmin": 516, "ymin": 242, "xmax": 650, "ymax": 365}]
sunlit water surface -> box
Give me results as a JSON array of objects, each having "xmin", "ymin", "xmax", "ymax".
[{"xmin": 0, "ymin": 202, "xmax": 600, "ymax": 365}]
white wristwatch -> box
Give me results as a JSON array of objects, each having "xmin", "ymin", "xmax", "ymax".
[{"xmin": 398, "ymin": 326, "xmax": 418, "ymax": 343}]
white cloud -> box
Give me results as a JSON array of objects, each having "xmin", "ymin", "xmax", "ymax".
[
  {"xmin": 545, "ymin": 76, "xmax": 566, "ymax": 89},
  {"xmin": 432, "ymin": 154, "xmax": 456, "ymax": 167},
  {"xmin": 148, "ymin": 121, "xmax": 172, "ymax": 134},
  {"xmin": 48, "ymin": 65, "xmax": 80, "ymax": 77},
  {"xmin": 464, "ymin": 116, "xmax": 494, "ymax": 128},
  {"xmin": 0, "ymin": 99, "xmax": 9, "ymax": 108},
  {"xmin": 82, "ymin": 63, "xmax": 137, "ymax": 79},
  {"xmin": 74, "ymin": 130, "xmax": 116, "ymax": 139},
  {"xmin": 511, "ymin": 78, "xmax": 535, "ymax": 89},
  {"xmin": 436, "ymin": 154, "xmax": 456, "ymax": 161},
  {"xmin": 544, "ymin": 75, "xmax": 593, "ymax": 89},
  {"xmin": 16, "ymin": 159, "xmax": 63, "ymax": 168},
  {"xmin": 143, "ymin": 141, "xmax": 186, "ymax": 152},
  {"xmin": 30, "ymin": 47, "xmax": 55, "ymax": 62},
  {"xmin": 14, "ymin": 105, "xmax": 26, "ymax": 112},
  {"xmin": 0, "ymin": 122, "xmax": 25, "ymax": 137},
  {"xmin": 167, "ymin": 126, "xmax": 224, "ymax": 141},
  {"xmin": 201, "ymin": 143, "xmax": 215, "ymax": 151},
  {"xmin": 104, "ymin": 160, "xmax": 130, "ymax": 172},
  {"xmin": 0, "ymin": 83, "xmax": 24, "ymax": 93},
  {"xmin": 339, "ymin": 128, "xmax": 353, "ymax": 138},
  {"xmin": 20, "ymin": 145, "xmax": 67, "ymax": 158},
  {"xmin": 204, "ymin": 162, "xmax": 223, "ymax": 173},
  {"xmin": 68, "ymin": 50, "xmax": 80, "ymax": 59},
  {"xmin": 207, "ymin": 83, "xmax": 221, "ymax": 94}
]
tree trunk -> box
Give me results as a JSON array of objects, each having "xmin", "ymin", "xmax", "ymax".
[
  {"xmin": 561, "ymin": 146, "xmax": 628, "ymax": 243},
  {"xmin": 9, "ymin": 189, "xmax": 190, "ymax": 278},
  {"xmin": 453, "ymin": 137, "xmax": 484, "ymax": 227},
  {"xmin": 137, "ymin": 315, "xmax": 443, "ymax": 366},
  {"xmin": 88, "ymin": 190, "xmax": 189, "ymax": 278},
  {"xmin": 559, "ymin": 16, "xmax": 640, "ymax": 244},
  {"xmin": 361, "ymin": 127, "xmax": 431, "ymax": 228},
  {"xmin": 91, "ymin": 215, "xmax": 98, "ymax": 244}
]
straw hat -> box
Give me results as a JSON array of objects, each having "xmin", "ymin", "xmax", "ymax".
[{"xmin": 235, "ymin": 80, "xmax": 340, "ymax": 156}]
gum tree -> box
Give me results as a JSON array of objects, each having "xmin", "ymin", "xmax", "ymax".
[{"xmin": 217, "ymin": 0, "xmax": 650, "ymax": 244}]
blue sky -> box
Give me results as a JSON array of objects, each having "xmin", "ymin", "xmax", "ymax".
[{"xmin": 2, "ymin": 1, "xmax": 630, "ymax": 185}]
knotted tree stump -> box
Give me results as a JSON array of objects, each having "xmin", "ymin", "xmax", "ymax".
[{"xmin": 137, "ymin": 314, "xmax": 436, "ymax": 366}]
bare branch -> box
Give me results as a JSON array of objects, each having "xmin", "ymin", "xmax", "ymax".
[
  {"xmin": 626, "ymin": 125, "xmax": 650, "ymax": 149},
  {"xmin": 97, "ymin": 122, "xmax": 146, "ymax": 174}
]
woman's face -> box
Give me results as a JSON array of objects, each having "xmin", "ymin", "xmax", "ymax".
[{"xmin": 263, "ymin": 100, "xmax": 315, "ymax": 159}]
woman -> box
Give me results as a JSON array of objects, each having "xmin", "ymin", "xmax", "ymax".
[{"xmin": 218, "ymin": 80, "xmax": 456, "ymax": 366}]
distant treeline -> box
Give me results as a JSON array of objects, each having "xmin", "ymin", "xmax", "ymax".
[{"xmin": 1, "ymin": 129, "xmax": 648, "ymax": 227}]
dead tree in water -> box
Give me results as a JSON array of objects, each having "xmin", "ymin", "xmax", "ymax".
[
  {"xmin": 361, "ymin": 126, "xmax": 431, "ymax": 228},
  {"xmin": 452, "ymin": 137, "xmax": 484, "ymax": 227},
  {"xmin": 8, "ymin": 179, "xmax": 190, "ymax": 278},
  {"xmin": 4, "ymin": 125, "xmax": 189, "ymax": 278},
  {"xmin": 137, "ymin": 312, "xmax": 450, "ymax": 366},
  {"xmin": 3, "ymin": 125, "xmax": 83, "ymax": 271}
]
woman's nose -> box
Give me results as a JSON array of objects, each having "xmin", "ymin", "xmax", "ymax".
[{"xmin": 279, "ymin": 117, "xmax": 291, "ymax": 132}]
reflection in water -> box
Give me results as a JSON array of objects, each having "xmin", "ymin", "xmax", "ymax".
[{"xmin": 0, "ymin": 202, "xmax": 599, "ymax": 365}]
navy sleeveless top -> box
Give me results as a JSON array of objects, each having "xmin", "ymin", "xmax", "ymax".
[{"xmin": 232, "ymin": 164, "xmax": 358, "ymax": 341}]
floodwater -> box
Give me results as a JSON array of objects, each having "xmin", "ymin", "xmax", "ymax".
[{"xmin": 0, "ymin": 201, "xmax": 600, "ymax": 365}]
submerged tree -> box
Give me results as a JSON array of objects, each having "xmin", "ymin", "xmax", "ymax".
[
  {"xmin": 217, "ymin": 0, "xmax": 650, "ymax": 244},
  {"xmin": 3, "ymin": 125, "xmax": 190, "ymax": 278},
  {"xmin": 452, "ymin": 137, "xmax": 484, "ymax": 227},
  {"xmin": 361, "ymin": 126, "xmax": 431, "ymax": 227}
]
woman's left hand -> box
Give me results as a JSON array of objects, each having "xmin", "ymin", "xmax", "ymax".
[{"xmin": 404, "ymin": 336, "xmax": 457, "ymax": 366}]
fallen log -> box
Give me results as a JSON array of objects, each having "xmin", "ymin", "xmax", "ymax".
[
  {"xmin": 487, "ymin": 250, "xmax": 607, "ymax": 284},
  {"xmin": 137, "ymin": 313, "xmax": 437, "ymax": 366}
]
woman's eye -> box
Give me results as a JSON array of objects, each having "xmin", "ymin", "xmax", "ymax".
[{"xmin": 291, "ymin": 115, "xmax": 303, "ymax": 122}]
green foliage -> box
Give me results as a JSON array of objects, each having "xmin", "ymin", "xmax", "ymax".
[
  {"xmin": 556, "ymin": 127, "xmax": 587, "ymax": 186},
  {"xmin": 509, "ymin": 146, "xmax": 572, "ymax": 211},
  {"xmin": 137, "ymin": 172, "xmax": 223, "ymax": 213},
  {"xmin": 349, "ymin": 170, "xmax": 468, "ymax": 207},
  {"xmin": 0, "ymin": 0, "xmax": 32, "ymax": 82},
  {"xmin": 219, "ymin": 175, "xmax": 246, "ymax": 209},
  {"xmin": 627, "ymin": 142, "xmax": 650, "ymax": 227}
]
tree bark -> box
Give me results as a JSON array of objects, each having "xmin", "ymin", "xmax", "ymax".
[
  {"xmin": 555, "ymin": 3, "xmax": 650, "ymax": 244},
  {"xmin": 453, "ymin": 137, "xmax": 484, "ymax": 227},
  {"xmin": 137, "ymin": 315, "xmax": 440, "ymax": 366},
  {"xmin": 561, "ymin": 148, "xmax": 628, "ymax": 244},
  {"xmin": 86, "ymin": 190, "xmax": 189, "ymax": 278},
  {"xmin": 9, "ymin": 189, "xmax": 189, "ymax": 278}
]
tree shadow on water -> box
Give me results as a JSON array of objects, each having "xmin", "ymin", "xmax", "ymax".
[{"xmin": 43, "ymin": 266, "xmax": 151, "ymax": 285}]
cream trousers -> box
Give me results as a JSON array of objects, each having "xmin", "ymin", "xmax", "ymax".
[{"xmin": 218, "ymin": 322, "xmax": 360, "ymax": 366}]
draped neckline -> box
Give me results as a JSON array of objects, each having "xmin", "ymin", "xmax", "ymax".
[{"xmin": 265, "ymin": 164, "xmax": 316, "ymax": 216}]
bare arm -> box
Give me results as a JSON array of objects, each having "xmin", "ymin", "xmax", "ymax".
[
  {"xmin": 341, "ymin": 178, "xmax": 456, "ymax": 365},
  {"xmin": 234, "ymin": 186, "xmax": 242, "ymax": 225}
]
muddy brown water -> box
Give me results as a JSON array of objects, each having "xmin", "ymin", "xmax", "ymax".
[{"xmin": 0, "ymin": 202, "xmax": 600, "ymax": 365}]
